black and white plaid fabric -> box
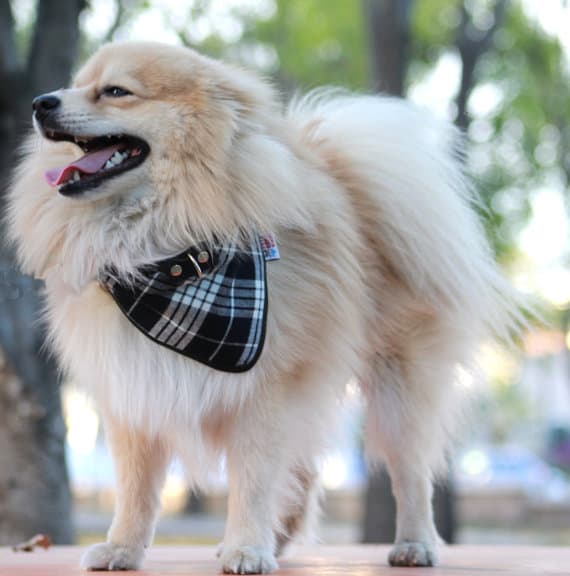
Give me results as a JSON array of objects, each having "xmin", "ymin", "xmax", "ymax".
[{"xmin": 101, "ymin": 236, "xmax": 268, "ymax": 373}]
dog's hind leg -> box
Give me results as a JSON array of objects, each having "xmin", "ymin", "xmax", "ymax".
[
  {"xmin": 274, "ymin": 464, "xmax": 320, "ymax": 556},
  {"xmin": 364, "ymin": 344, "xmax": 459, "ymax": 568},
  {"xmin": 81, "ymin": 415, "xmax": 170, "ymax": 571}
]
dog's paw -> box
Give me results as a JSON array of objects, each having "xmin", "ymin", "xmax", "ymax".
[
  {"xmin": 220, "ymin": 546, "xmax": 278, "ymax": 574},
  {"xmin": 388, "ymin": 541, "xmax": 438, "ymax": 567},
  {"xmin": 80, "ymin": 542, "xmax": 144, "ymax": 571}
]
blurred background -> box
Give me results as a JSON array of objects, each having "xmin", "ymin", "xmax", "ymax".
[{"xmin": 1, "ymin": 0, "xmax": 570, "ymax": 549}]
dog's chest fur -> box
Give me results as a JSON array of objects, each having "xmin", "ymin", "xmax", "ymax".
[{"xmin": 44, "ymin": 222, "xmax": 371, "ymax": 448}]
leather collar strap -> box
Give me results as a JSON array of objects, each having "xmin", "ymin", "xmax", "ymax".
[{"xmin": 154, "ymin": 243, "xmax": 217, "ymax": 282}]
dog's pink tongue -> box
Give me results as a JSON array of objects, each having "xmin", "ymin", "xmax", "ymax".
[{"xmin": 45, "ymin": 145, "xmax": 122, "ymax": 187}]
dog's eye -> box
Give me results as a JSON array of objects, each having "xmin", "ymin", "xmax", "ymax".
[{"xmin": 102, "ymin": 86, "xmax": 133, "ymax": 98}]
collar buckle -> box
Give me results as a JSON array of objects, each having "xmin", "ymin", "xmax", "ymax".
[{"xmin": 187, "ymin": 252, "xmax": 204, "ymax": 279}]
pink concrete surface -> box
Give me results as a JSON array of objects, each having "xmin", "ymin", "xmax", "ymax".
[{"xmin": 1, "ymin": 545, "xmax": 569, "ymax": 576}]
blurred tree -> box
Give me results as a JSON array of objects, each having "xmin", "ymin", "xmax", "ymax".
[
  {"xmin": 0, "ymin": 0, "xmax": 87, "ymax": 545},
  {"xmin": 455, "ymin": 0, "xmax": 508, "ymax": 131},
  {"xmin": 364, "ymin": 0, "xmax": 414, "ymax": 94},
  {"xmin": 261, "ymin": 0, "xmax": 367, "ymax": 90},
  {"xmin": 174, "ymin": 1, "xmax": 361, "ymax": 88},
  {"xmin": 412, "ymin": 0, "xmax": 570, "ymax": 263},
  {"xmin": 361, "ymin": 0, "xmax": 459, "ymax": 546}
]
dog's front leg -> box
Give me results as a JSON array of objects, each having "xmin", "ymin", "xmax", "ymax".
[
  {"xmin": 219, "ymin": 401, "xmax": 285, "ymax": 574},
  {"xmin": 81, "ymin": 414, "xmax": 170, "ymax": 571}
]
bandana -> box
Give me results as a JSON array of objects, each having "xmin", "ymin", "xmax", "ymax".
[{"xmin": 101, "ymin": 236, "xmax": 269, "ymax": 373}]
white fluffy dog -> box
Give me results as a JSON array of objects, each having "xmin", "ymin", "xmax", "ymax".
[{"xmin": 7, "ymin": 42, "xmax": 516, "ymax": 573}]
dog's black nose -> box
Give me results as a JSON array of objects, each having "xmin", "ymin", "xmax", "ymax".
[{"xmin": 32, "ymin": 94, "xmax": 61, "ymax": 119}]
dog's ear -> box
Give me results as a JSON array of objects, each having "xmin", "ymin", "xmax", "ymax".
[{"xmin": 207, "ymin": 60, "xmax": 277, "ymax": 127}]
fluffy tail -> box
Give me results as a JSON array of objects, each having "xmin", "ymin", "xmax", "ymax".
[{"xmin": 288, "ymin": 90, "xmax": 524, "ymax": 346}]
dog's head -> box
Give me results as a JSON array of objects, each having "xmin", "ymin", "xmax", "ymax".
[
  {"xmin": 10, "ymin": 42, "xmax": 303, "ymax": 285},
  {"xmin": 32, "ymin": 42, "xmax": 274, "ymax": 201}
]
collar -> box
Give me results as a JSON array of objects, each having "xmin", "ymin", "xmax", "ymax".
[
  {"xmin": 100, "ymin": 235, "xmax": 271, "ymax": 373},
  {"xmin": 153, "ymin": 242, "xmax": 217, "ymax": 283}
]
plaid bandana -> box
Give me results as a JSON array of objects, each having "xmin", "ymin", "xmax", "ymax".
[{"xmin": 101, "ymin": 236, "xmax": 268, "ymax": 373}]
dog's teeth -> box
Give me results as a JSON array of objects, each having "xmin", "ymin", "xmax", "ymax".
[
  {"xmin": 72, "ymin": 171, "xmax": 80, "ymax": 182},
  {"xmin": 105, "ymin": 160, "xmax": 114, "ymax": 169}
]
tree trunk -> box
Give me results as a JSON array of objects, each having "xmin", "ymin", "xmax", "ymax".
[
  {"xmin": 455, "ymin": 0, "xmax": 508, "ymax": 130},
  {"xmin": 0, "ymin": 346, "xmax": 73, "ymax": 544},
  {"xmin": 0, "ymin": 0, "xmax": 86, "ymax": 545},
  {"xmin": 362, "ymin": 467, "xmax": 456, "ymax": 544},
  {"xmin": 364, "ymin": 0, "xmax": 414, "ymax": 95},
  {"xmin": 362, "ymin": 466, "xmax": 396, "ymax": 543},
  {"xmin": 361, "ymin": 0, "xmax": 456, "ymax": 545}
]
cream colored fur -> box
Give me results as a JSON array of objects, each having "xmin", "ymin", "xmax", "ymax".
[{"xmin": 7, "ymin": 42, "xmax": 518, "ymax": 572}]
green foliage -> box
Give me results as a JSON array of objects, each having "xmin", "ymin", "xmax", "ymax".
[
  {"xmin": 408, "ymin": 1, "xmax": 570, "ymax": 263},
  {"xmin": 466, "ymin": 3, "xmax": 570, "ymax": 263},
  {"xmin": 411, "ymin": 0, "xmax": 460, "ymax": 71},
  {"xmin": 239, "ymin": 0, "xmax": 369, "ymax": 92},
  {"xmin": 143, "ymin": 1, "xmax": 368, "ymax": 92}
]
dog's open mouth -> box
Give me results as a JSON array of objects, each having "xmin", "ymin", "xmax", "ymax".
[{"xmin": 43, "ymin": 131, "xmax": 150, "ymax": 196}]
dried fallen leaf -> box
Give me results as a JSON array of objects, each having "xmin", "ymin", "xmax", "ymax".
[{"xmin": 12, "ymin": 533, "xmax": 52, "ymax": 552}]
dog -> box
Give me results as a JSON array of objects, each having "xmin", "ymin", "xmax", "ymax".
[{"xmin": 7, "ymin": 42, "xmax": 518, "ymax": 573}]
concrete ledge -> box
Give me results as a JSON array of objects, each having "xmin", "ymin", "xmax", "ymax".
[{"xmin": 2, "ymin": 545, "xmax": 570, "ymax": 575}]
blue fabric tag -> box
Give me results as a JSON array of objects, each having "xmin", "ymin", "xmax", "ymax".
[{"xmin": 259, "ymin": 233, "xmax": 280, "ymax": 261}]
